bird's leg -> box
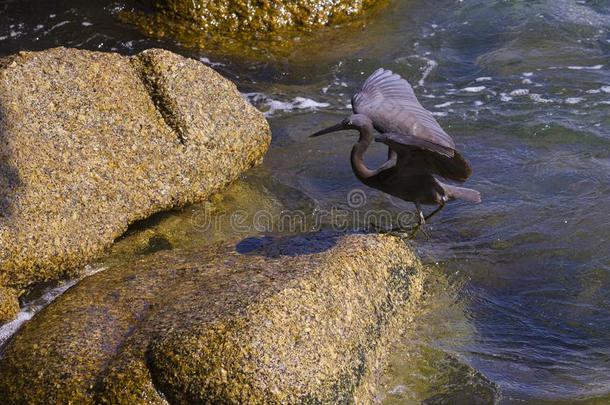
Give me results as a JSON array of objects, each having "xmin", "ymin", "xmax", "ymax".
[
  {"xmin": 409, "ymin": 201, "xmax": 430, "ymax": 240},
  {"xmin": 373, "ymin": 200, "xmax": 434, "ymax": 241},
  {"xmin": 415, "ymin": 201, "xmax": 425, "ymax": 226},
  {"xmin": 425, "ymin": 202, "xmax": 445, "ymax": 221}
]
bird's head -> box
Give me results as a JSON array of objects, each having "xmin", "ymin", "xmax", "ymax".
[{"xmin": 310, "ymin": 114, "xmax": 372, "ymax": 137}]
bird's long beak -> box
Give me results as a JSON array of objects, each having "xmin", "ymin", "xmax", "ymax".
[{"xmin": 310, "ymin": 122, "xmax": 347, "ymax": 137}]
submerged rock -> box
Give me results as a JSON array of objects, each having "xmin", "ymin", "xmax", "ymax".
[
  {"xmin": 0, "ymin": 47, "xmax": 271, "ymax": 321},
  {"xmin": 0, "ymin": 232, "xmax": 426, "ymax": 403}
]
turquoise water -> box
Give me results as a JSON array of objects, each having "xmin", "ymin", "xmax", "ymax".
[{"xmin": 1, "ymin": 0, "xmax": 609, "ymax": 403}]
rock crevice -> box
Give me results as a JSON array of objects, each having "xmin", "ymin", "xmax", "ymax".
[
  {"xmin": 0, "ymin": 47, "xmax": 271, "ymax": 322},
  {"xmin": 131, "ymin": 52, "xmax": 188, "ymax": 147}
]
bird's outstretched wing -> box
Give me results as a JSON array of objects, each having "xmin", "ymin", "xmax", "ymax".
[
  {"xmin": 375, "ymin": 132, "xmax": 452, "ymax": 158},
  {"xmin": 352, "ymin": 68, "xmax": 455, "ymax": 156}
]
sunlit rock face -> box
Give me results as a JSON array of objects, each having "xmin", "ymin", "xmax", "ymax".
[
  {"xmin": 124, "ymin": 0, "xmax": 387, "ymax": 60},
  {"xmin": 0, "ymin": 47, "xmax": 271, "ymax": 321},
  {"xmin": 152, "ymin": 0, "xmax": 380, "ymax": 34},
  {"xmin": 0, "ymin": 232, "xmax": 426, "ymax": 404}
]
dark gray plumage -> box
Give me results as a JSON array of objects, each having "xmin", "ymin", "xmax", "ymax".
[
  {"xmin": 311, "ymin": 68, "xmax": 480, "ymax": 229},
  {"xmin": 353, "ymin": 68, "xmax": 472, "ymax": 181}
]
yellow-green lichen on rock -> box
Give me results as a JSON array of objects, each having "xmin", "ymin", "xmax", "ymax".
[
  {"xmin": 0, "ymin": 287, "xmax": 19, "ymax": 322},
  {"xmin": 124, "ymin": 0, "xmax": 388, "ymax": 59},
  {"xmin": 153, "ymin": 0, "xmax": 380, "ymax": 33},
  {"xmin": 0, "ymin": 232, "xmax": 427, "ymax": 404},
  {"xmin": 0, "ymin": 47, "xmax": 271, "ymax": 320}
]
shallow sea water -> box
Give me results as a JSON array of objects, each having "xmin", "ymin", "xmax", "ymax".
[{"xmin": 1, "ymin": 0, "xmax": 609, "ymax": 403}]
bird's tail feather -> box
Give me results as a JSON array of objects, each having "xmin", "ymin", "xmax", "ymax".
[{"xmin": 442, "ymin": 183, "xmax": 481, "ymax": 203}]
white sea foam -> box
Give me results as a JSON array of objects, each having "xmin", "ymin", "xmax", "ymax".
[
  {"xmin": 601, "ymin": 86, "xmax": 610, "ymax": 94},
  {"xmin": 434, "ymin": 101, "xmax": 454, "ymax": 108},
  {"xmin": 510, "ymin": 88, "xmax": 530, "ymax": 96},
  {"xmin": 475, "ymin": 77, "xmax": 492, "ymax": 82},
  {"xmin": 529, "ymin": 93, "xmax": 554, "ymax": 103},
  {"xmin": 565, "ymin": 97, "xmax": 584, "ymax": 104},
  {"xmin": 199, "ymin": 57, "xmax": 225, "ymax": 67},
  {"xmin": 417, "ymin": 56, "xmax": 438, "ymax": 86},
  {"xmin": 461, "ymin": 86, "xmax": 486, "ymax": 93},
  {"xmin": 566, "ymin": 65, "xmax": 603, "ymax": 70},
  {"xmin": 243, "ymin": 93, "xmax": 330, "ymax": 117},
  {"xmin": 44, "ymin": 20, "xmax": 70, "ymax": 34},
  {"xmin": 0, "ymin": 265, "xmax": 106, "ymax": 351},
  {"xmin": 500, "ymin": 93, "xmax": 513, "ymax": 102}
]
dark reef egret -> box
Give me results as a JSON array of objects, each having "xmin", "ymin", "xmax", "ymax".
[{"xmin": 311, "ymin": 68, "xmax": 480, "ymax": 234}]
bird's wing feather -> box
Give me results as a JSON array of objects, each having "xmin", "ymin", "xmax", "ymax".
[
  {"xmin": 352, "ymin": 68, "xmax": 455, "ymax": 152},
  {"xmin": 375, "ymin": 132, "xmax": 454, "ymax": 158}
]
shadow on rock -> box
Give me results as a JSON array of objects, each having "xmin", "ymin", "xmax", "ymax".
[{"xmin": 235, "ymin": 230, "xmax": 367, "ymax": 257}]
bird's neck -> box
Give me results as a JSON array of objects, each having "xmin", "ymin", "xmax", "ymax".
[{"xmin": 350, "ymin": 126, "xmax": 376, "ymax": 181}]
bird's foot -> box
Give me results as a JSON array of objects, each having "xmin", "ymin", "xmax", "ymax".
[
  {"xmin": 409, "ymin": 222, "xmax": 431, "ymax": 241},
  {"xmin": 369, "ymin": 221, "xmax": 417, "ymax": 241},
  {"xmin": 369, "ymin": 218, "xmax": 433, "ymax": 241},
  {"xmin": 387, "ymin": 229, "xmax": 413, "ymax": 240}
]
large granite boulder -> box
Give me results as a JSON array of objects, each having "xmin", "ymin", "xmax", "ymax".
[
  {"xmin": 0, "ymin": 232, "xmax": 426, "ymax": 404},
  {"xmin": 0, "ymin": 47, "xmax": 271, "ymax": 322}
]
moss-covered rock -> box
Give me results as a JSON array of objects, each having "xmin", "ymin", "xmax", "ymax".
[
  {"xmin": 0, "ymin": 232, "xmax": 426, "ymax": 403},
  {"xmin": 0, "ymin": 47, "xmax": 271, "ymax": 319},
  {"xmin": 152, "ymin": 0, "xmax": 380, "ymax": 34},
  {"xmin": 0, "ymin": 287, "xmax": 19, "ymax": 323},
  {"xmin": 124, "ymin": 0, "xmax": 388, "ymax": 59}
]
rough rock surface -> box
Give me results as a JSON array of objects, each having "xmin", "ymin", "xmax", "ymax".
[
  {"xmin": 150, "ymin": 0, "xmax": 380, "ymax": 34},
  {"xmin": 125, "ymin": 0, "xmax": 387, "ymax": 59},
  {"xmin": 0, "ymin": 287, "xmax": 19, "ymax": 321},
  {"xmin": 0, "ymin": 47, "xmax": 271, "ymax": 321},
  {"xmin": 0, "ymin": 232, "xmax": 426, "ymax": 404}
]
